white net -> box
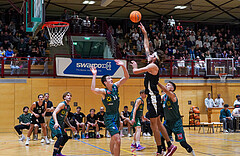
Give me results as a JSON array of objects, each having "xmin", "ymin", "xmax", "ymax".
[
  {"xmin": 219, "ymin": 74, "xmax": 227, "ymax": 82},
  {"xmin": 45, "ymin": 24, "xmax": 69, "ymax": 47}
]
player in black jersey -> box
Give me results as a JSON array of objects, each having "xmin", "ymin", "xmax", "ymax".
[
  {"xmin": 25, "ymin": 94, "xmax": 50, "ymax": 146},
  {"xmin": 131, "ymin": 23, "xmax": 177, "ymax": 156}
]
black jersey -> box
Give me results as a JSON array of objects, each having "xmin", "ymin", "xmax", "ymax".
[
  {"xmin": 144, "ymin": 71, "xmax": 159, "ymax": 95},
  {"xmin": 33, "ymin": 102, "xmax": 45, "ymax": 115}
]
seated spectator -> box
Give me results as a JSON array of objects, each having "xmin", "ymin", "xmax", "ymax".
[
  {"xmin": 194, "ymin": 56, "xmax": 201, "ymax": 76},
  {"xmin": 126, "ymin": 49, "xmax": 135, "ymax": 56},
  {"xmin": 5, "ymin": 47, "xmax": 14, "ymax": 57},
  {"xmin": 220, "ymin": 104, "xmax": 233, "ymax": 133},
  {"xmin": 195, "ymin": 37, "xmax": 202, "ymax": 48},
  {"xmin": 167, "ymin": 16, "xmax": 175, "ymax": 27},
  {"xmin": 132, "ymin": 29, "xmax": 139, "ymax": 46},
  {"xmin": 154, "ymin": 36, "xmax": 161, "ymax": 49},
  {"xmin": 232, "ymin": 108, "xmax": 240, "ymax": 131},
  {"xmin": 14, "ymin": 106, "xmax": 31, "ymax": 141},
  {"xmin": 142, "ymin": 112, "xmax": 151, "ymax": 137},
  {"xmin": 160, "ymin": 63, "xmax": 167, "ymax": 75},
  {"xmin": 177, "ymin": 57, "xmax": 186, "ymax": 76},
  {"xmin": 10, "ymin": 57, "xmax": 21, "ymax": 75},
  {"xmin": 0, "ymin": 46, "xmax": 5, "ymax": 56},
  {"xmin": 116, "ymin": 25, "xmax": 123, "ymax": 39},
  {"xmin": 214, "ymin": 94, "xmax": 224, "ymax": 107},
  {"xmin": 26, "ymin": 39, "xmax": 33, "ymax": 56},
  {"xmin": 189, "ymin": 46, "xmax": 195, "ymax": 60},
  {"xmin": 2, "ymin": 39, "xmax": 11, "ymax": 50},
  {"xmin": 85, "ymin": 109, "xmax": 100, "ymax": 139},
  {"xmin": 205, "ymin": 93, "xmax": 214, "ymax": 110},
  {"xmin": 97, "ymin": 107, "xmax": 109, "ymax": 137},
  {"xmin": 137, "ymin": 37, "xmax": 144, "ymax": 53},
  {"xmin": 17, "ymin": 38, "xmax": 26, "ymax": 57},
  {"xmin": 120, "ymin": 106, "xmax": 132, "ymax": 137},
  {"xmin": 73, "ymin": 106, "xmax": 86, "ymax": 139},
  {"xmin": 234, "ymin": 95, "xmax": 240, "ymax": 108}
]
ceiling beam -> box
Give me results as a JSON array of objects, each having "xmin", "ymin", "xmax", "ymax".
[
  {"xmin": 110, "ymin": 0, "xmax": 132, "ymax": 17},
  {"xmin": 138, "ymin": 0, "xmax": 154, "ymax": 11},
  {"xmin": 204, "ymin": 4, "xmax": 240, "ymax": 22},
  {"xmin": 45, "ymin": 0, "xmax": 51, "ymax": 9},
  {"xmin": 124, "ymin": 0, "xmax": 161, "ymax": 16},
  {"xmin": 189, "ymin": 0, "xmax": 233, "ymax": 20},
  {"xmin": 205, "ymin": 0, "xmax": 239, "ymax": 22},
  {"xmin": 7, "ymin": 0, "xmax": 21, "ymax": 14},
  {"xmin": 164, "ymin": 0, "xmax": 195, "ymax": 16},
  {"xmin": 79, "ymin": 4, "xmax": 88, "ymax": 13}
]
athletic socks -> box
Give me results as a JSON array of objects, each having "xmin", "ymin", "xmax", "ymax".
[
  {"xmin": 136, "ymin": 141, "xmax": 140, "ymax": 147},
  {"xmin": 167, "ymin": 141, "xmax": 172, "ymax": 148},
  {"xmin": 96, "ymin": 132, "xmax": 100, "ymax": 135},
  {"xmin": 132, "ymin": 140, "xmax": 136, "ymax": 145},
  {"xmin": 157, "ymin": 145, "xmax": 163, "ymax": 154},
  {"xmin": 53, "ymin": 149, "xmax": 58, "ymax": 156},
  {"xmin": 58, "ymin": 147, "xmax": 63, "ymax": 154}
]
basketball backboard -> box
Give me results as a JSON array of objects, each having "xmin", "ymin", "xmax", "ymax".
[
  {"xmin": 206, "ymin": 58, "xmax": 234, "ymax": 77},
  {"xmin": 25, "ymin": 0, "xmax": 45, "ymax": 34}
]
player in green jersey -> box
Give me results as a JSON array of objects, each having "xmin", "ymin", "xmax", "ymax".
[
  {"xmin": 130, "ymin": 89, "xmax": 147, "ymax": 151},
  {"xmin": 158, "ymin": 81, "xmax": 196, "ymax": 156},
  {"xmin": 91, "ymin": 60, "xmax": 129, "ymax": 156},
  {"xmin": 50, "ymin": 92, "xmax": 76, "ymax": 156}
]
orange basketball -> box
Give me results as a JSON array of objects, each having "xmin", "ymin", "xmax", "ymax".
[
  {"xmin": 130, "ymin": 11, "xmax": 142, "ymax": 23},
  {"xmin": 195, "ymin": 120, "xmax": 200, "ymax": 125},
  {"xmin": 193, "ymin": 108, "xmax": 200, "ymax": 114}
]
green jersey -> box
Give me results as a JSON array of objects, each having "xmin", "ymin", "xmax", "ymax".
[
  {"xmin": 163, "ymin": 93, "xmax": 181, "ymax": 121},
  {"xmin": 102, "ymin": 84, "xmax": 120, "ymax": 115},
  {"xmin": 19, "ymin": 113, "xmax": 31, "ymax": 123},
  {"xmin": 131, "ymin": 97, "xmax": 144, "ymax": 118},
  {"xmin": 51, "ymin": 101, "xmax": 70, "ymax": 125}
]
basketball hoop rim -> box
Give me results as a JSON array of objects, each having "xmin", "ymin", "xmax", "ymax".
[
  {"xmin": 219, "ymin": 73, "xmax": 227, "ymax": 77},
  {"xmin": 42, "ymin": 21, "xmax": 69, "ymax": 29}
]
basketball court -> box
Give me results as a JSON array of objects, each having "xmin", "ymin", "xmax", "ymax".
[
  {"xmin": 1, "ymin": 128, "xmax": 240, "ymax": 156},
  {"xmin": 0, "ymin": 0, "xmax": 240, "ymax": 156}
]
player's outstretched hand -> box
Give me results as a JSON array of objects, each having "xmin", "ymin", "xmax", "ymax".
[
  {"xmin": 130, "ymin": 60, "xmax": 138, "ymax": 69},
  {"xmin": 114, "ymin": 59, "xmax": 124, "ymax": 66},
  {"xmin": 90, "ymin": 66, "xmax": 97, "ymax": 75},
  {"xmin": 138, "ymin": 22, "xmax": 147, "ymax": 35}
]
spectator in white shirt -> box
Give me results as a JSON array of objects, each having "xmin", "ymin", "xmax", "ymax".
[
  {"xmin": 234, "ymin": 95, "xmax": 240, "ymax": 108},
  {"xmin": 214, "ymin": 94, "xmax": 224, "ymax": 107},
  {"xmin": 232, "ymin": 108, "xmax": 240, "ymax": 131},
  {"xmin": 132, "ymin": 29, "xmax": 139, "ymax": 46},
  {"xmin": 177, "ymin": 57, "xmax": 185, "ymax": 76},
  {"xmin": 168, "ymin": 16, "xmax": 175, "ymax": 27},
  {"xmin": 195, "ymin": 37, "xmax": 203, "ymax": 48},
  {"xmin": 205, "ymin": 93, "xmax": 215, "ymax": 109},
  {"xmin": 189, "ymin": 32, "xmax": 196, "ymax": 43}
]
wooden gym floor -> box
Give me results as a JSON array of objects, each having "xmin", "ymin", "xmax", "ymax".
[{"xmin": 1, "ymin": 128, "xmax": 240, "ymax": 156}]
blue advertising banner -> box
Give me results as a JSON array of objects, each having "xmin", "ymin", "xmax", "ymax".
[{"xmin": 56, "ymin": 57, "xmax": 126, "ymax": 78}]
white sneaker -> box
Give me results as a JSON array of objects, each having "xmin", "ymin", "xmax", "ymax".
[
  {"xmin": 25, "ymin": 138, "xmax": 30, "ymax": 146},
  {"xmin": 106, "ymin": 134, "xmax": 111, "ymax": 138},
  {"xmin": 49, "ymin": 138, "xmax": 54, "ymax": 142},
  {"xmin": 147, "ymin": 132, "xmax": 151, "ymax": 137},
  {"xmin": 143, "ymin": 133, "xmax": 147, "ymax": 137},
  {"xmin": 128, "ymin": 133, "xmax": 132, "ymax": 137},
  {"xmin": 223, "ymin": 129, "xmax": 229, "ymax": 133},
  {"xmin": 19, "ymin": 135, "xmax": 25, "ymax": 141},
  {"xmin": 41, "ymin": 138, "xmax": 45, "ymax": 143},
  {"xmin": 45, "ymin": 138, "xmax": 50, "ymax": 144},
  {"xmin": 191, "ymin": 150, "xmax": 196, "ymax": 156},
  {"xmin": 33, "ymin": 137, "xmax": 38, "ymax": 141}
]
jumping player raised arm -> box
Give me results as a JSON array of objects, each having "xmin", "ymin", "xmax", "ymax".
[
  {"xmin": 91, "ymin": 59, "xmax": 129, "ymax": 156},
  {"xmin": 130, "ymin": 23, "xmax": 177, "ymax": 156},
  {"xmin": 158, "ymin": 81, "xmax": 196, "ymax": 156},
  {"xmin": 49, "ymin": 92, "xmax": 76, "ymax": 156}
]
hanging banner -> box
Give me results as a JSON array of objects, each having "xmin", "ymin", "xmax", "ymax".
[{"xmin": 56, "ymin": 57, "xmax": 127, "ymax": 78}]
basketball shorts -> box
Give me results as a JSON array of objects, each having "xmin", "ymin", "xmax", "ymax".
[
  {"xmin": 130, "ymin": 116, "xmax": 141, "ymax": 128},
  {"xmin": 49, "ymin": 119, "xmax": 67, "ymax": 137},
  {"xmin": 164, "ymin": 118, "xmax": 186, "ymax": 142},
  {"xmin": 30, "ymin": 114, "xmax": 45, "ymax": 124},
  {"xmin": 104, "ymin": 114, "xmax": 120, "ymax": 137},
  {"xmin": 147, "ymin": 94, "xmax": 162, "ymax": 118}
]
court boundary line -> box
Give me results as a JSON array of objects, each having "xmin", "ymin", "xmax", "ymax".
[{"xmin": 76, "ymin": 139, "xmax": 111, "ymax": 154}]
